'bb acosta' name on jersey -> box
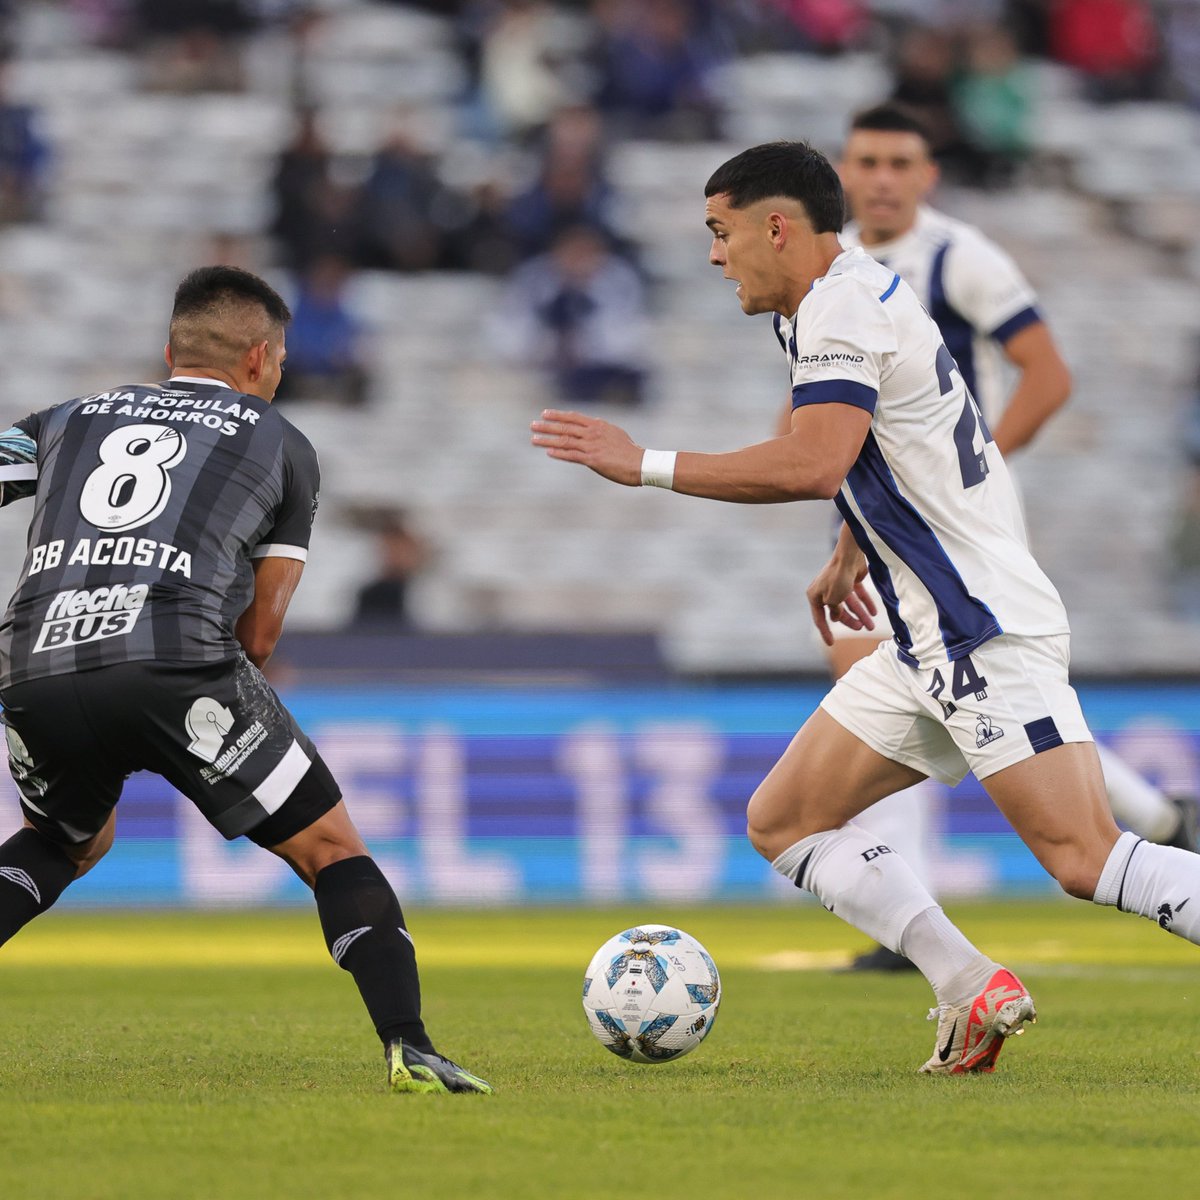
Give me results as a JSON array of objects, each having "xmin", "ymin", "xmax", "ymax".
[
  {"xmin": 80, "ymin": 391, "xmax": 261, "ymax": 438},
  {"xmin": 28, "ymin": 536, "xmax": 192, "ymax": 578}
]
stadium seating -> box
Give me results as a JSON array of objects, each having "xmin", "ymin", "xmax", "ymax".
[{"xmin": 1, "ymin": 2, "xmax": 1198, "ymax": 674}]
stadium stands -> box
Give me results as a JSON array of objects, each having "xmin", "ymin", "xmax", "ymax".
[{"xmin": 1, "ymin": 1, "xmax": 1198, "ymax": 674}]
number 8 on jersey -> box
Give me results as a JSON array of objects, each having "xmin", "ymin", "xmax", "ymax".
[{"xmin": 79, "ymin": 425, "xmax": 187, "ymax": 532}]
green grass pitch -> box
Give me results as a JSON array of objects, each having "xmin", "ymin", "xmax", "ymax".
[{"xmin": 3, "ymin": 900, "xmax": 1198, "ymax": 1200}]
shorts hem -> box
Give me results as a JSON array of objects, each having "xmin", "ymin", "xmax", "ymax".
[
  {"xmin": 971, "ymin": 729, "xmax": 1094, "ymax": 781},
  {"xmin": 244, "ymin": 755, "xmax": 342, "ymax": 848},
  {"xmin": 819, "ymin": 694, "xmax": 966, "ymax": 787},
  {"xmin": 18, "ymin": 801, "xmax": 95, "ymax": 846},
  {"xmin": 828, "ymin": 624, "xmax": 889, "ymax": 643}
]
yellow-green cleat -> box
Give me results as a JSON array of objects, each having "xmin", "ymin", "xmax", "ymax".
[{"xmin": 386, "ymin": 1039, "xmax": 494, "ymax": 1095}]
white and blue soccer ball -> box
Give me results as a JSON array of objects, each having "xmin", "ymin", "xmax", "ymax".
[{"xmin": 582, "ymin": 925, "xmax": 721, "ymax": 1064}]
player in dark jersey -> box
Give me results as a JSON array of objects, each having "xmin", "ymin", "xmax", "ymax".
[{"xmin": 0, "ymin": 266, "xmax": 491, "ymax": 1095}]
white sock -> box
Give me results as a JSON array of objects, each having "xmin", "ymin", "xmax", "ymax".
[
  {"xmin": 1097, "ymin": 742, "xmax": 1179, "ymax": 843},
  {"xmin": 854, "ymin": 780, "xmax": 937, "ymax": 891},
  {"xmin": 1094, "ymin": 830, "xmax": 1200, "ymax": 942},
  {"xmin": 900, "ymin": 906, "xmax": 994, "ymax": 1005},
  {"xmin": 772, "ymin": 823, "xmax": 938, "ymax": 954}
]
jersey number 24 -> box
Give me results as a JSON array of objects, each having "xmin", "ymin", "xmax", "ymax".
[{"xmin": 936, "ymin": 344, "xmax": 993, "ymax": 490}]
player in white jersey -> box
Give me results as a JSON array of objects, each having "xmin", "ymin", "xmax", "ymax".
[
  {"xmin": 831, "ymin": 105, "xmax": 1197, "ymax": 972},
  {"xmin": 531, "ymin": 141, "xmax": 1200, "ymax": 1075}
]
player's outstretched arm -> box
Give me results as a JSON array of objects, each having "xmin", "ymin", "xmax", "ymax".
[
  {"xmin": 236, "ymin": 556, "xmax": 305, "ymax": 668},
  {"xmin": 0, "ymin": 425, "xmax": 39, "ymax": 508},
  {"xmin": 531, "ymin": 403, "xmax": 872, "ymax": 503}
]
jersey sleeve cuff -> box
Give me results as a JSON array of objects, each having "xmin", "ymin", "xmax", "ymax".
[
  {"xmin": 0, "ymin": 464, "xmax": 37, "ymax": 481},
  {"xmin": 990, "ymin": 306, "xmax": 1041, "ymax": 345},
  {"xmin": 250, "ymin": 543, "xmax": 309, "ymax": 562},
  {"xmin": 791, "ymin": 379, "xmax": 878, "ymax": 414}
]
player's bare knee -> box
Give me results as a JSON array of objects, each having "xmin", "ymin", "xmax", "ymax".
[
  {"xmin": 63, "ymin": 815, "xmax": 116, "ymax": 879},
  {"xmin": 1037, "ymin": 841, "xmax": 1104, "ymax": 900},
  {"xmin": 746, "ymin": 790, "xmax": 783, "ymax": 859},
  {"xmin": 272, "ymin": 839, "xmax": 361, "ymax": 887},
  {"xmin": 1035, "ymin": 827, "xmax": 1110, "ymax": 899},
  {"xmin": 268, "ymin": 805, "xmax": 369, "ymax": 887},
  {"xmin": 746, "ymin": 788, "xmax": 819, "ymax": 861},
  {"xmin": 1052, "ymin": 861, "xmax": 1103, "ymax": 901},
  {"xmin": 745, "ymin": 818, "xmax": 775, "ymax": 861},
  {"xmin": 1055, "ymin": 872, "xmax": 1094, "ymax": 902}
]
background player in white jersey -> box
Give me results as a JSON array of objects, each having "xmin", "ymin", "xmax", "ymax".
[
  {"xmin": 830, "ymin": 104, "xmax": 1197, "ymax": 971},
  {"xmin": 532, "ymin": 141, "xmax": 1200, "ymax": 1075}
]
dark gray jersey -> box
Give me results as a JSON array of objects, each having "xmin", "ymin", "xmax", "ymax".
[{"xmin": 0, "ymin": 378, "xmax": 320, "ymax": 685}]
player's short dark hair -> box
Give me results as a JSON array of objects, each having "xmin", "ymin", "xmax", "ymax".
[
  {"xmin": 171, "ymin": 266, "xmax": 291, "ymax": 329},
  {"xmin": 849, "ymin": 103, "xmax": 933, "ymax": 147},
  {"xmin": 169, "ymin": 266, "xmax": 291, "ymax": 369},
  {"xmin": 704, "ymin": 141, "xmax": 845, "ymax": 234}
]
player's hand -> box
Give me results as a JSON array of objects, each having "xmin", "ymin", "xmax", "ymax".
[
  {"xmin": 806, "ymin": 561, "xmax": 877, "ymax": 646},
  {"xmin": 530, "ymin": 410, "xmax": 643, "ymax": 487}
]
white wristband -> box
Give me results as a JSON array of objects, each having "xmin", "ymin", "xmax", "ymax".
[{"xmin": 640, "ymin": 449, "xmax": 677, "ymax": 490}]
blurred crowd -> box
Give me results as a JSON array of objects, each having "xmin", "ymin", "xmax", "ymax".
[
  {"xmin": 4, "ymin": 3, "xmax": 1195, "ymax": 364},
  {"xmin": 2, "ymin": 2, "xmax": 1198, "ymax": 407},
  {"xmin": 2, "ymin": 0, "xmax": 1200, "ymax": 625}
]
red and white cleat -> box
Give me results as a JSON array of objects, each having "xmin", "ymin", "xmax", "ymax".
[{"xmin": 919, "ymin": 967, "xmax": 1037, "ymax": 1075}]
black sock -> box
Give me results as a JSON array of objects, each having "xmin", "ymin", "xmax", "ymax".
[
  {"xmin": 0, "ymin": 828, "xmax": 77, "ymax": 946},
  {"xmin": 314, "ymin": 855, "xmax": 434, "ymax": 1054}
]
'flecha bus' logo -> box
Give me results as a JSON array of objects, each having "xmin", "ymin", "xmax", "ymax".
[{"xmin": 33, "ymin": 584, "xmax": 148, "ymax": 652}]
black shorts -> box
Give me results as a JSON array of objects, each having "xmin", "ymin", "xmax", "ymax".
[{"xmin": 0, "ymin": 655, "xmax": 341, "ymax": 847}]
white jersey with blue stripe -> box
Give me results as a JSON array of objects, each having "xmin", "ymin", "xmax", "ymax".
[
  {"xmin": 841, "ymin": 206, "xmax": 1041, "ymax": 429},
  {"xmin": 776, "ymin": 247, "xmax": 1068, "ymax": 667}
]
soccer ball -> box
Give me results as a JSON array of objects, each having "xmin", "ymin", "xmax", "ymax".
[{"xmin": 582, "ymin": 925, "xmax": 721, "ymax": 1063}]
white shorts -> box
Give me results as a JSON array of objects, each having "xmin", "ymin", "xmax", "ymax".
[{"xmin": 820, "ymin": 633, "xmax": 1093, "ymax": 785}]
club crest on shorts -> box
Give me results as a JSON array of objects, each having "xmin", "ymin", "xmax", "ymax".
[{"xmin": 975, "ymin": 715, "xmax": 1004, "ymax": 748}]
